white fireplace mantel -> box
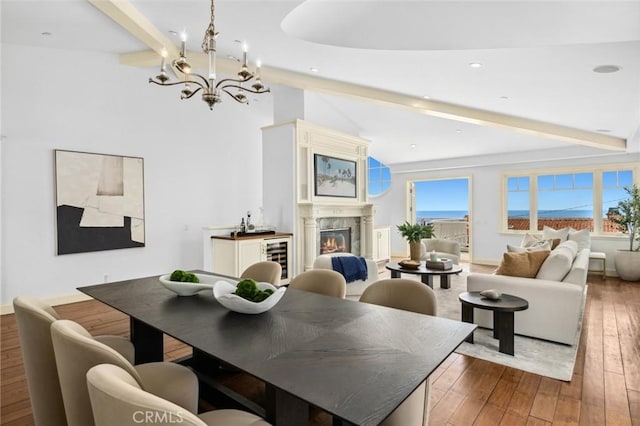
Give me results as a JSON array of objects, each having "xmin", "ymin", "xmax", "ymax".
[
  {"xmin": 262, "ymin": 120, "xmax": 372, "ymax": 276},
  {"xmin": 298, "ymin": 203, "xmax": 374, "ymax": 271}
]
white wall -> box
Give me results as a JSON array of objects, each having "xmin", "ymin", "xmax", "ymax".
[
  {"xmin": 375, "ymin": 146, "xmax": 640, "ymax": 274},
  {"xmin": 0, "ymin": 44, "xmax": 273, "ymax": 304}
]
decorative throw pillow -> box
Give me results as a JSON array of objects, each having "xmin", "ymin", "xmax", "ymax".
[
  {"xmin": 542, "ymin": 226, "xmax": 570, "ymax": 242},
  {"xmin": 520, "ymin": 233, "xmax": 541, "ymax": 247},
  {"xmin": 495, "ymin": 250, "xmax": 551, "ymax": 278},
  {"xmin": 507, "ymin": 240, "xmax": 551, "ymax": 253},
  {"xmin": 568, "ymin": 227, "xmax": 590, "ymax": 251}
]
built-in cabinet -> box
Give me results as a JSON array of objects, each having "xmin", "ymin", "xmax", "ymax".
[
  {"xmin": 373, "ymin": 226, "xmax": 391, "ymax": 262},
  {"xmin": 211, "ymin": 233, "xmax": 293, "ymax": 284}
]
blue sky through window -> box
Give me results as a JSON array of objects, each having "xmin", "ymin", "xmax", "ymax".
[
  {"xmin": 367, "ymin": 156, "xmax": 391, "ymax": 196},
  {"xmin": 415, "ymin": 178, "xmax": 469, "ymax": 211}
]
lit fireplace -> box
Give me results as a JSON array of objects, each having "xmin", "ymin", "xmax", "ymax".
[{"xmin": 320, "ymin": 228, "xmax": 351, "ymax": 255}]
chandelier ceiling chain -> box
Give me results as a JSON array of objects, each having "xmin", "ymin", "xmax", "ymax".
[{"xmin": 148, "ymin": 0, "xmax": 269, "ymax": 110}]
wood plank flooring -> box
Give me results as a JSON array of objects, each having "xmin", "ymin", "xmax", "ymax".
[{"xmin": 1, "ymin": 267, "xmax": 638, "ymax": 425}]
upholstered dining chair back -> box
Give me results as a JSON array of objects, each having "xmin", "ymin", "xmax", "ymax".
[
  {"xmin": 359, "ymin": 278, "xmax": 437, "ymax": 316},
  {"xmin": 12, "ymin": 296, "xmax": 67, "ymax": 426},
  {"xmin": 240, "ymin": 261, "xmax": 282, "ymax": 286},
  {"xmin": 87, "ymin": 364, "xmax": 271, "ymax": 426},
  {"xmin": 289, "ymin": 269, "xmax": 347, "ymax": 299},
  {"xmin": 358, "ymin": 279, "xmax": 436, "ymax": 425},
  {"xmin": 51, "ymin": 320, "xmax": 143, "ymax": 426},
  {"xmin": 87, "ymin": 364, "xmax": 206, "ymax": 426}
]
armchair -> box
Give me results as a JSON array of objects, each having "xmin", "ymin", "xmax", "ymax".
[{"xmin": 420, "ymin": 239, "xmax": 461, "ymax": 265}]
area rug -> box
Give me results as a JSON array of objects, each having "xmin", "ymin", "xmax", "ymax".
[{"xmin": 357, "ymin": 268, "xmax": 582, "ymax": 381}]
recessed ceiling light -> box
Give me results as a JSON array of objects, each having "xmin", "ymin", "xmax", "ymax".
[
  {"xmin": 500, "ymin": 96, "xmax": 509, "ymax": 100},
  {"xmin": 410, "ymin": 144, "xmax": 417, "ymax": 149},
  {"xmin": 468, "ymin": 62, "xmax": 483, "ymax": 68},
  {"xmin": 310, "ymin": 67, "xmax": 319, "ymax": 73},
  {"xmin": 456, "ymin": 129, "xmax": 462, "ymax": 133},
  {"xmin": 593, "ymin": 65, "xmax": 621, "ymax": 73},
  {"xmin": 596, "ymin": 129, "xmax": 611, "ymax": 133},
  {"xmin": 168, "ymin": 30, "xmax": 178, "ymax": 36},
  {"xmin": 41, "ymin": 32, "xmax": 52, "ymax": 36},
  {"xmin": 422, "ymin": 95, "xmax": 431, "ymax": 100}
]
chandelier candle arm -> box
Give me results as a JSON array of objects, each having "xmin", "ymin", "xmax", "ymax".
[{"xmin": 148, "ymin": 0, "xmax": 269, "ymax": 110}]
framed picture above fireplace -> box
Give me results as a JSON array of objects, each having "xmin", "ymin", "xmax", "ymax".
[{"xmin": 314, "ymin": 154, "xmax": 357, "ymax": 198}]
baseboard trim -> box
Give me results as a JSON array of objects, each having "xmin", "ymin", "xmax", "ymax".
[
  {"xmin": 1, "ymin": 292, "xmax": 93, "ymax": 315},
  {"xmin": 472, "ymin": 258, "xmax": 501, "ymax": 267}
]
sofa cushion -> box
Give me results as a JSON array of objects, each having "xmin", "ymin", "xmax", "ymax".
[
  {"xmin": 542, "ymin": 226, "xmax": 570, "ymax": 242},
  {"xmin": 536, "ymin": 245, "xmax": 575, "ymax": 281},
  {"xmin": 568, "ymin": 228, "xmax": 590, "ymax": 251},
  {"xmin": 555, "ymin": 240, "xmax": 578, "ymax": 259},
  {"xmin": 495, "ymin": 250, "xmax": 550, "ymax": 278}
]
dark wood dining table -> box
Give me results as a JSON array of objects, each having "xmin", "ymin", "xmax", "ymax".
[{"xmin": 78, "ymin": 271, "xmax": 475, "ymax": 426}]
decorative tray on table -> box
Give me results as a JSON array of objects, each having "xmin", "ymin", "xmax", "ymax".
[
  {"xmin": 398, "ymin": 260, "xmax": 421, "ymax": 270},
  {"xmin": 425, "ymin": 258, "xmax": 453, "ymax": 270}
]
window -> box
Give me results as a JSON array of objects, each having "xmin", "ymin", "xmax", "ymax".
[
  {"xmin": 367, "ymin": 156, "xmax": 391, "ymax": 196},
  {"xmin": 602, "ymin": 170, "xmax": 634, "ymax": 232},
  {"xmin": 537, "ymin": 172, "xmax": 593, "ymax": 231},
  {"xmin": 502, "ymin": 165, "xmax": 637, "ymax": 234},
  {"xmin": 507, "ymin": 176, "xmax": 530, "ymax": 231}
]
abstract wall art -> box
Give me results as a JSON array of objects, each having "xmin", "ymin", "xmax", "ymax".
[{"xmin": 55, "ymin": 150, "xmax": 145, "ymax": 255}]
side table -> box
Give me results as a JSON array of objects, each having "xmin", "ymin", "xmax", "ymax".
[{"xmin": 458, "ymin": 291, "xmax": 528, "ymax": 356}]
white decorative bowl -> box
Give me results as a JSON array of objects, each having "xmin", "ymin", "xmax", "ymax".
[
  {"xmin": 159, "ymin": 273, "xmax": 218, "ymax": 296},
  {"xmin": 213, "ymin": 281, "xmax": 286, "ymax": 314}
]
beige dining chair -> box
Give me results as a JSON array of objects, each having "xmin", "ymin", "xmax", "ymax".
[
  {"xmin": 51, "ymin": 319, "xmax": 198, "ymax": 426},
  {"xmin": 240, "ymin": 261, "xmax": 282, "ymax": 286},
  {"xmin": 359, "ymin": 278, "xmax": 437, "ymax": 316},
  {"xmin": 87, "ymin": 364, "xmax": 270, "ymax": 426},
  {"xmin": 289, "ymin": 269, "xmax": 347, "ymax": 298},
  {"xmin": 359, "ymin": 279, "xmax": 437, "ymax": 426},
  {"xmin": 12, "ymin": 296, "xmax": 135, "ymax": 426}
]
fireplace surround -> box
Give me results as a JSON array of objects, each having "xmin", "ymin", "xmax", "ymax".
[{"xmin": 298, "ymin": 203, "xmax": 374, "ymax": 271}]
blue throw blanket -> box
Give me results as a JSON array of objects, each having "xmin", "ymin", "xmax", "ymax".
[{"xmin": 331, "ymin": 256, "xmax": 368, "ymax": 283}]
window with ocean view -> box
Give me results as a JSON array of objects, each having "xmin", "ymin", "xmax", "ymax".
[
  {"xmin": 502, "ymin": 165, "xmax": 638, "ymax": 234},
  {"xmin": 537, "ymin": 172, "xmax": 593, "ymax": 231},
  {"xmin": 507, "ymin": 176, "xmax": 530, "ymax": 231},
  {"xmin": 413, "ymin": 178, "xmax": 470, "ymax": 249}
]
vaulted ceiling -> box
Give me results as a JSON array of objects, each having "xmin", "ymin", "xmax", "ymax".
[{"xmin": 2, "ymin": 1, "xmax": 639, "ymax": 164}]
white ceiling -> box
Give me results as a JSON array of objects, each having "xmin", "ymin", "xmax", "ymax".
[{"xmin": 2, "ymin": 0, "xmax": 639, "ymax": 165}]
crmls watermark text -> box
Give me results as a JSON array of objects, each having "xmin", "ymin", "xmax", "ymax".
[{"xmin": 133, "ymin": 411, "xmax": 184, "ymax": 423}]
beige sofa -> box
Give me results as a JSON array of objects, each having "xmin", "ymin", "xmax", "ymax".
[
  {"xmin": 466, "ymin": 241, "xmax": 589, "ymax": 345},
  {"xmin": 313, "ymin": 253, "xmax": 379, "ymax": 298}
]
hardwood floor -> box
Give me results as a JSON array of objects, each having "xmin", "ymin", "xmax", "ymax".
[{"xmin": 1, "ymin": 268, "xmax": 638, "ymax": 425}]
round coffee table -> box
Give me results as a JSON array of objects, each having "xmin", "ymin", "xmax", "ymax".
[
  {"xmin": 458, "ymin": 291, "xmax": 529, "ymax": 356},
  {"xmin": 385, "ymin": 261, "xmax": 463, "ymax": 289}
]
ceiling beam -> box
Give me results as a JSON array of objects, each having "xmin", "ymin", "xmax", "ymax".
[{"xmin": 93, "ymin": 0, "xmax": 627, "ymax": 152}]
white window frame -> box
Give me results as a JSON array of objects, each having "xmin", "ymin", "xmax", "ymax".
[{"xmin": 501, "ymin": 162, "xmax": 639, "ymax": 235}]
